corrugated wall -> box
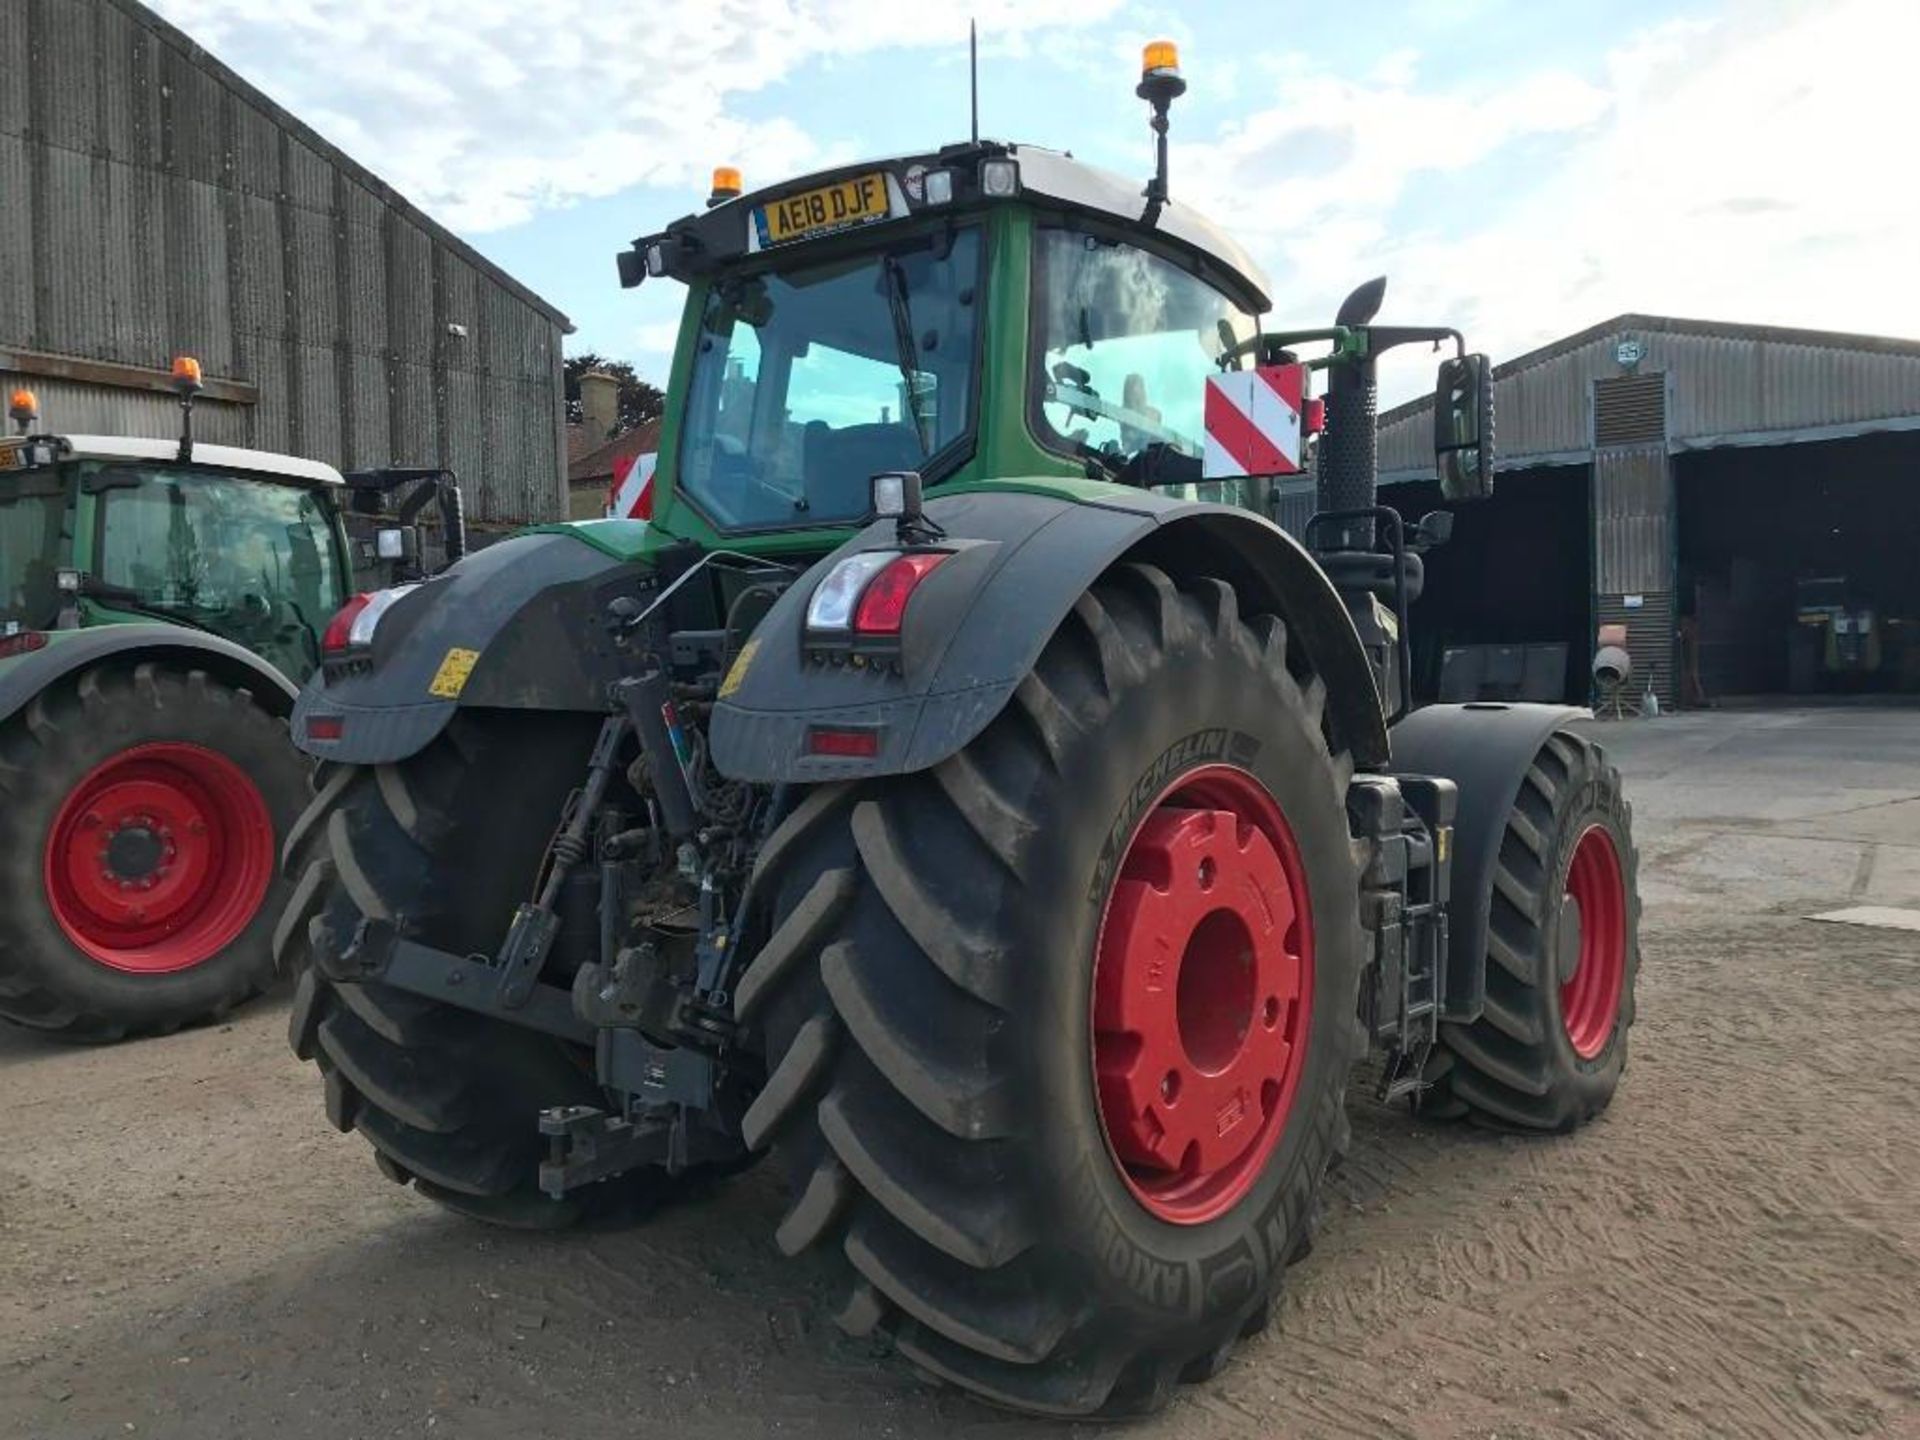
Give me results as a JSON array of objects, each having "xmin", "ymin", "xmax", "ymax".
[
  {"xmin": 1, "ymin": 0, "xmax": 569, "ymax": 525},
  {"xmin": 1380, "ymin": 319, "xmax": 1920, "ymax": 477}
]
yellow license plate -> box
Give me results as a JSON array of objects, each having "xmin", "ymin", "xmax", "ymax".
[{"xmin": 756, "ymin": 172, "xmax": 891, "ymax": 247}]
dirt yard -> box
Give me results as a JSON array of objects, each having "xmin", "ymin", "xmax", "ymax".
[{"xmin": 3, "ymin": 706, "xmax": 1917, "ymax": 1439}]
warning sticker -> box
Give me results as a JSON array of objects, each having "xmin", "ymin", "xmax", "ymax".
[
  {"xmin": 428, "ymin": 647, "xmax": 480, "ymax": 699},
  {"xmin": 719, "ymin": 638, "xmax": 760, "ymax": 700}
]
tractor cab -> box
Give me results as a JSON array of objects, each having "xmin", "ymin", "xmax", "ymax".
[
  {"xmin": 616, "ymin": 64, "xmax": 1488, "ymax": 584},
  {"xmin": 3, "ymin": 374, "xmax": 466, "ymax": 682},
  {"xmin": 1, "ymin": 412, "xmax": 353, "ymax": 680},
  {"xmin": 619, "ymin": 135, "xmax": 1285, "ymax": 553}
]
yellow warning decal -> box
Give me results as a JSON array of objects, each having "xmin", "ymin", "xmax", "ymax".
[
  {"xmin": 719, "ymin": 637, "xmax": 760, "ymax": 700},
  {"xmin": 1437, "ymin": 826, "xmax": 1452, "ymax": 863},
  {"xmin": 428, "ymin": 647, "xmax": 480, "ymax": 699}
]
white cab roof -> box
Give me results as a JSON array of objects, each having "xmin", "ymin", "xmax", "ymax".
[{"xmin": 50, "ymin": 435, "xmax": 344, "ymax": 485}]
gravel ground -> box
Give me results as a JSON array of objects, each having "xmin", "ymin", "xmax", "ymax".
[{"xmin": 2, "ymin": 705, "xmax": 1916, "ymax": 1439}]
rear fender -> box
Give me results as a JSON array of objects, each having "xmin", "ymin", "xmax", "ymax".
[
  {"xmin": 710, "ymin": 489, "xmax": 1388, "ymax": 782},
  {"xmin": 1387, "ymin": 702, "xmax": 1589, "ymax": 1020},
  {"xmin": 293, "ymin": 530, "xmax": 645, "ymax": 764},
  {"xmin": 0, "ymin": 625, "xmax": 297, "ymax": 726}
]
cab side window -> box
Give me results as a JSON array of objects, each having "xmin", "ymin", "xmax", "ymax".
[{"xmin": 1031, "ymin": 228, "xmax": 1256, "ymax": 472}]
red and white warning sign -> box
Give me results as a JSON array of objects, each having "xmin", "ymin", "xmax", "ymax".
[
  {"xmin": 606, "ymin": 451, "xmax": 657, "ymax": 520},
  {"xmin": 1202, "ymin": 364, "xmax": 1307, "ymax": 479}
]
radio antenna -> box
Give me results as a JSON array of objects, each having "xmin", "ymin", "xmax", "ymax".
[{"xmin": 969, "ymin": 20, "xmax": 979, "ymax": 145}]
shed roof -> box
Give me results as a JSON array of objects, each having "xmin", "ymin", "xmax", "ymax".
[
  {"xmin": 1378, "ymin": 313, "xmax": 1920, "ymax": 481},
  {"xmin": 113, "ymin": 0, "xmax": 572, "ymax": 333}
]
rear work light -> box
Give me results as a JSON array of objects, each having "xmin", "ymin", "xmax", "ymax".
[
  {"xmin": 321, "ymin": 584, "xmax": 419, "ymax": 656},
  {"xmin": 804, "ymin": 550, "xmax": 950, "ymax": 643}
]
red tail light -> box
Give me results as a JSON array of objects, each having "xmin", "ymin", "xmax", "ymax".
[
  {"xmin": 0, "ymin": 630, "xmax": 48, "ymax": 660},
  {"xmin": 852, "ymin": 553, "xmax": 949, "ymax": 635},
  {"xmin": 808, "ymin": 726, "xmax": 881, "ymax": 758},
  {"xmin": 322, "ymin": 593, "xmax": 373, "ymax": 655}
]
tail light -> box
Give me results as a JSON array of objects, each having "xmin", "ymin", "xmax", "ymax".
[
  {"xmin": 321, "ymin": 584, "xmax": 418, "ymax": 656},
  {"xmin": 0, "ymin": 630, "xmax": 48, "ymax": 659},
  {"xmin": 853, "ymin": 554, "xmax": 948, "ymax": 634},
  {"xmin": 805, "ymin": 550, "xmax": 949, "ymax": 644}
]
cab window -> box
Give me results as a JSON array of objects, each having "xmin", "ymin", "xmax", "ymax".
[
  {"xmin": 1031, "ymin": 228, "xmax": 1256, "ymax": 476},
  {"xmin": 93, "ymin": 466, "xmax": 343, "ymax": 678}
]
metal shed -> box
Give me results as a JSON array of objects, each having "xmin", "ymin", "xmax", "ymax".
[
  {"xmin": 1, "ymin": 0, "xmax": 573, "ymax": 527},
  {"xmin": 1375, "ymin": 316, "xmax": 1920, "ymax": 707}
]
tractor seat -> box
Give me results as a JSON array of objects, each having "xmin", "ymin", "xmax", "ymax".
[{"xmin": 802, "ymin": 421, "xmax": 924, "ymax": 516}]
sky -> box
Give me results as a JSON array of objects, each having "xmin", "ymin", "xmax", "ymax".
[{"xmin": 151, "ymin": 0, "xmax": 1920, "ymax": 406}]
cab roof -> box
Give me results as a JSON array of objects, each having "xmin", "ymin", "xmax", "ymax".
[
  {"xmin": 1, "ymin": 434, "xmax": 344, "ymax": 486},
  {"xmin": 640, "ymin": 141, "xmax": 1275, "ymax": 315}
]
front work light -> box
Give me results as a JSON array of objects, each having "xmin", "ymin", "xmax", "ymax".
[
  {"xmin": 980, "ymin": 158, "xmax": 1019, "ymax": 198},
  {"xmin": 923, "ymin": 168, "xmax": 955, "ymax": 206}
]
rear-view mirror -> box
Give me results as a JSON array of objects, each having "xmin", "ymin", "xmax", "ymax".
[{"xmin": 1434, "ymin": 353, "xmax": 1494, "ymax": 502}]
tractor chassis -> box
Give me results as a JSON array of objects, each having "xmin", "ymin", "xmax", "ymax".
[{"xmin": 313, "ymin": 662, "xmax": 1471, "ymax": 1198}]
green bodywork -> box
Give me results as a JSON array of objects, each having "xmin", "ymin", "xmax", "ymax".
[{"xmin": 0, "ymin": 455, "xmax": 356, "ymax": 686}]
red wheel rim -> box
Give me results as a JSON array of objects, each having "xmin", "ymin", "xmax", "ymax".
[
  {"xmin": 1091, "ymin": 765, "xmax": 1315, "ymax": 1226},
  {"xmin": 42, "ymin": 742, "xmax": 275, "ymax": 975},
  {"xmin": 1559, "ymin": 824, "xmax": 1627, "ymax": 1060}
]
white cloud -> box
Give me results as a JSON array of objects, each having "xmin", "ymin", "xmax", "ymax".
[
  {"xmin": 148, "ymin": 0, "xmax": 1121, "ymax": 231},
  {"xmin": 1173, "ymin": 1, "xmax": 1920, "ymax": 403}
]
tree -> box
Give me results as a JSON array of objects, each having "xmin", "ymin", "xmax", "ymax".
[{"xmin": 564, "ymin": 353, "xmax": 665, "ymax": 436}]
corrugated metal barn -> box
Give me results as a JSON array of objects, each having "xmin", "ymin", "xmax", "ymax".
[
  {"xmin": 0, "ymin": 0, "xmax": 572, "ymax": 527},
  {"xmin": 1375, "ymin": 315, "xmax": 1920, "ymax": 707}
]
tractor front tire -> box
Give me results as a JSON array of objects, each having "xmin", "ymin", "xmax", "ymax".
[
  {"xmin": 278, "ymin": 711, "xmax": 680, "ymax": 1228},
  {"xmin": 0, "ymin": 662, "xmax": 305, "ymax": 1042},
  {"xmin": 1420, "ymin": 730, "xmax": 1640, "ymax": 1131},
  {"xmin": 737, "ymin": 564, "xmax": 1369, "ymax": 1418}
]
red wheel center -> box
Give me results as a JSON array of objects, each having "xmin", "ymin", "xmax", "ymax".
[
  {"xmin": 1559, "ymin": 824, "xmax": 1627, "ymax": 1060},
  {"xmin": 43, "ymin": 743, "xmax": 275, "ymax": 975},
  {"xmin": 1092, "ymin": 766, "xmax": 1314, "ymax": 1226}
]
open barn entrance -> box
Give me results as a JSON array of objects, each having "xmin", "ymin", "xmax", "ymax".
[
  {"xmin": 1675, "ymin": 431, "xmax": 1920, "ymax": 699},
  {"xmin": 1384, "ymin": 464, "xmax": 1592, "ymax": 704}
]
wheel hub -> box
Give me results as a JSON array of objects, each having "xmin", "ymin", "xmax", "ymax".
[
  {"xmin": 1559, "ymin": 824, "xmax": 1627, "ymax": 1059},
  {"xmin": 1092, "ymin": 766, "xmax": 1314, "ymax": 1226},
  {"xmin": 43, "ymin": 743, "xmax": 274, "ymax": 975}
]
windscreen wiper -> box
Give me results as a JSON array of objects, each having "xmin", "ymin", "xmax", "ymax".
[{"xmin": 882, "ymin": 255, "xmax": 933, "ymax": 455}]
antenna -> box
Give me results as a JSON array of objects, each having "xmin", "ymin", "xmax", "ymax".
[{"xmin": 969, "ymin": 20, "xmax": 979, "ymax": 145}]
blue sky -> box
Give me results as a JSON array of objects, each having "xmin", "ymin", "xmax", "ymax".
[{"xmin": 154, "ymin": 0, "xmax": 1919, "ymax": 405}]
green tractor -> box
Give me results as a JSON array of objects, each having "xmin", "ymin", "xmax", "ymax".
[
  {"xmin": 0, "ymin": 370, "xmax": 462, "ymax": 1040},
  {"xmin": 281, "ymin": 44, "xmax": 1639, "ymax": 1417}
]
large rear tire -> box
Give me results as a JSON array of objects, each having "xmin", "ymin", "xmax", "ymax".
[
  {"xmin": 279, "ymin": 711, "xmax": 679, "ymax": 1227},
  {"xmin": 736, "ymin": 564, "xmax": 1369, "ymax": 1418},
  {"xmin": 0, "ymin": 662, "xmax": 305, "ymax": 1042},
  {"xmin": 1419, "ymin": 730, "xmax": 1640, "ymax": 1130}
]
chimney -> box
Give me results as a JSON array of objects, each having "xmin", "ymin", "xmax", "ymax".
[{"xmin": 578, "ymin": 370, "xmax": 620, "ymax": 441}]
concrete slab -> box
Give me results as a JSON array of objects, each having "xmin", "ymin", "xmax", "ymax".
[{"xmin": 1808, "ymin": 905, "xmax": 1920, "ymax": 932}]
